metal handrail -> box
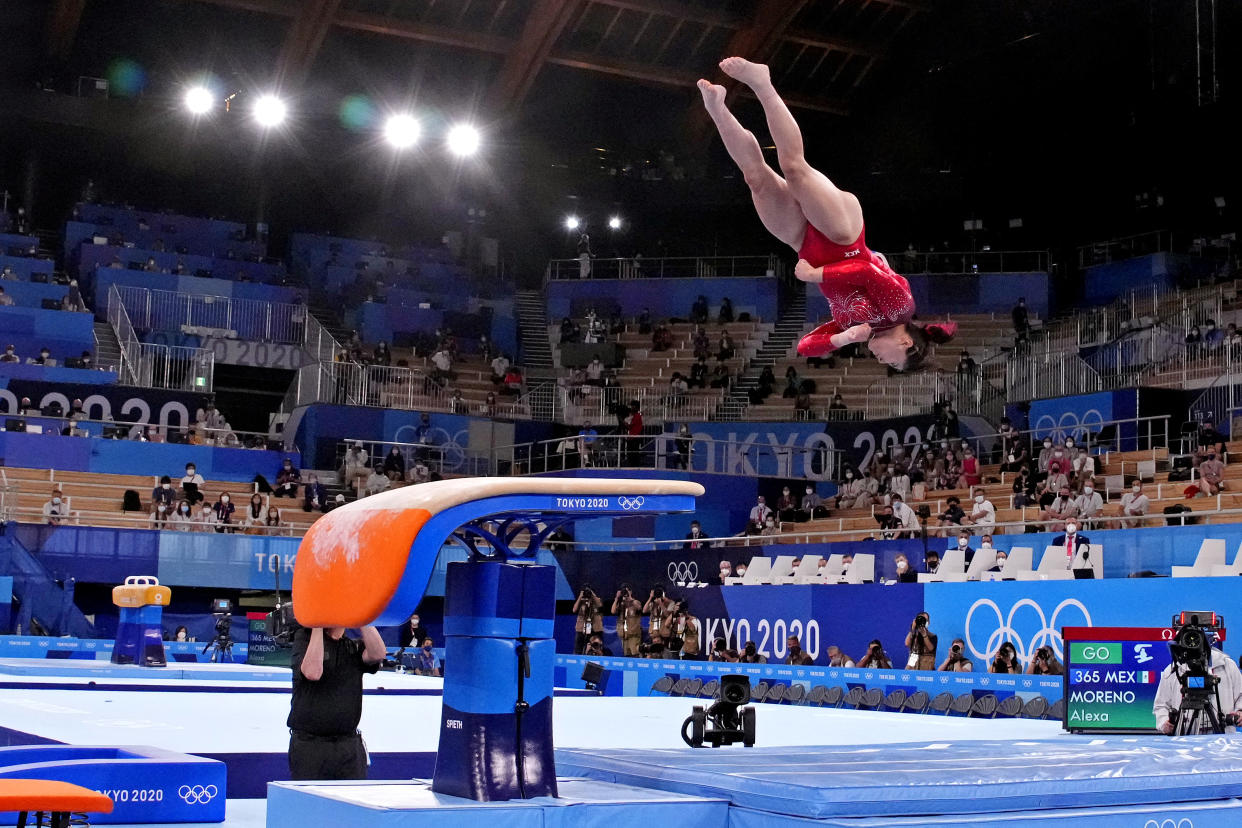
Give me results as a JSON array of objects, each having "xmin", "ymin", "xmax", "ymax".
[
  {"xmin": 116, "ymin": 285, "xmax": 310, "ymax": 345},
  {"xmin": 107, "ymin": 285, "xmax": 216, "ymax": 391},
  {"xmin": 546, "ymin": 254, "xmax": 784, "ymax": 282},
  {"xmin": 8, "ymin": 509, "xmax": 304, "ymax": 536}
]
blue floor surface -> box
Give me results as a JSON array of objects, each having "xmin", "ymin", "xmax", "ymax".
[{"xmin": 558, "ymin": 736, "xmax": 1242, "ymax": 819}]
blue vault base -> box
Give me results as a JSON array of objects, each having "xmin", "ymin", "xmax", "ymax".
[{"xmin": 264, "ymin": 778, "xmax": 727, "ymax": 828}]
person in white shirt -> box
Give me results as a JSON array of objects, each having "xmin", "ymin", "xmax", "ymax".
[
  {"xmin": 168, "ymin": 500, "xmax": 194, "ymax": 531},
  {"xmin": 193, "ymin": 504, "xmax": 218, "ymax": 532},
  {"xmin": 1117, "ymin": 481, "xmax": 1150, "ymax": 528},
  {"xmin": 341, "ymin": 442, "xmax": 370, "ymax": 496},
  {"xmin": 888, "ymin": 469, "xmax": 912, "ymax": 504},
  {"xmin": 1075, "ymin": 483, "xmax": 1104, "ymax": 529},
  {"xmin": 1153, "ymin": 646, "xmax": 1242, "ymax": 734},
  {"xmin": 42, "ymin": 491, "xmax": 68, "ymax": 525},
  {"xmin": 889, "ymin": 493, "xmax": 919, "ymax": 538},
  {"xmin": 364, "ymin": 464, "xmax": 391, "ymax": 496},
  {"xmin": 748, "ymin": 496, "xmax": 773, "ymax": 531},
  {"xmin": 1070, "ymin": 447, "xmax": 1094, "ymax": 484},
  {"xmin": 963, "ymin": 488, "xmax": 996, "ymax": 534},
  {"xmin": 431, "ymin": 348, "xmax": 453, "ymax": 376},
  {"xmin": 585, "ymin": 356, "xmax": 603, "ymax": 384},
  {"xmin": 490, "ymin": 354, "xmax": 510, "ymax": 384}
]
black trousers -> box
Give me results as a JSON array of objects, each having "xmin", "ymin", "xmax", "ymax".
[{"xmin": 288, "ymin": 731, "xmax": 367, "ymax": 781}]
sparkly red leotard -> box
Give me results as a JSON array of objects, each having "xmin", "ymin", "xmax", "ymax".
[{"xmin": 796, "ymin": 223, "xmax": 916, "ymax": 357}]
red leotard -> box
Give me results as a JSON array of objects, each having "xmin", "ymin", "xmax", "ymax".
[{"xmin": 796, "ymin": 223, "xmax": 914, "ymax": 357}]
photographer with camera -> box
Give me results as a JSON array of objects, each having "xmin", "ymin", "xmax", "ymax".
[
  {"xmin": 857, "ymin": 639, "xmax": 893, "ymax": 669},
  {"xmin": 584, "ymin": 635, "xmax": 611, "ymax": 657},
  {"xmin": 612, "ymin": 584, "xmax": 644, "ymax": 657},
  {"xmin": 287, "ymin": 624, "xmax": 386, "ymax": 780},
  {"xmin": 904, "ymin": 612, "xmax": 938, "ymax": 670},
  {"xmin": 644, "ymin": 585, "xmax": 675, "ymax": 643},
  {"xmin": 938, "ymin": 638, "xmax": 973, "ymax": 672},
  {"xmin": 639, "ymin": 632, "xmax": 667, "ymax": 659},
  {"xmin": 989, "ymin": 641, "xmax": 1020, "ymax": 674},
  {"xmin": 1025, "ymin": 645, "xmax": 1064, "ymax": 676},
  {"xmin": 1154, "ymin": 616, "xmax": 1242, "ymax": 734},
  {"xmin": 572, "ymin": 584, "xmax": 604, "ymax": 655},
  {"xmin": 739, "ymin": 640, "xmax": 767, "ymax": 664},
  {"xmin": 667, "ymin": 600, "xmax": 700, "ymax": 659}
]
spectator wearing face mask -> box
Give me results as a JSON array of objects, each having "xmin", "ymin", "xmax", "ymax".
[
  {"xmin": 684, "ymin": 520, "xmax": 713, "ymax": 549},
  {"xmin": 275, "ymin": 459, "xmax": 302, "ymax": 497},
  {"xmin": 1053, "ymin": 521, "xmax": 1091, "ymax": 564},
  {"xmin": 892, "ymin": 553, "xmax": 918, "ymax": 583},
  {"xmin": 303, "ymin": 474, "xmax": 328, "ymax": 512},
  {"xmin": 381, "ymin": 447, "xmax": 405, "ymax": 482},
  {"xmin": 149, "ymin": 498, "xmax": 172, "ymax": 529},
  {"xmin": 414, "ymin": 638, "xmax": 440, "ymax": 677},
  {"xmin": 785, "ymin": 635, "xmax": 814, "ymax": 666},
  {"xmin": 1199, "ymin": 452, "xmax": 1227, "ymax": 496},
  {"xmin": 825, "ymin": 645, "xmax": 854, "ymax": 667},
  {"xmin": 889, "ymin": 494, "xmax": 919, "ymax": 538},
  {"xmin": 43, "ymin": 489, "xmax": 68, "ymax": 525},
  {"xmin": 242, "ymin": 492, "xmax": 268, "ymax": 532},
  {"xmin": 364, "ymin": 465, "xmax": 390, "ymax": 496},
  {"xmin": 1036, "ymin": 437, "xmax": 1056, "ymax": 476},
  {"xmin": 775, "ymin": 487, "xmax": 797, "ymax": 521},
  {"xmin": 959, "ymin": 446, "xmax": 981, "ymax": 488},
  {"xmin": 963, "ymin": 488, "xmax": 996, "ymax": 535},
  {"xmin": 152, "ymin": 475, "xmax": 175, "ymax": 510},
  {"xmin": 936, "ymin": 495, "xmax": 965, "ymax": 534},
  {"xmin": 987, "ymin": 546, "xmax": 1009, "ymax": 574},
  {"xmin": 180, "ymin": 463, "xmax": 205, "ymax": 505},
  {"xmin": 798, "ymin": 485, "xmax": 828, "ymax": 521},
  {"xmin": 0, "ymin": 344, "xmax": 19, "ymax": 363},
  {"xmin": 953, "ymin": 529, "xmax": 976, "ymax": 564},
  {"xmin": 1076, "ymin": 482, "xmax": 1104, "ymax": 529},
  {"xmin": 759, "ymin": 515, "xmax": 781, "ymax": 537},
  {"xmin": 1042, "ymin": 485, "xmax": 1079, "ymax": 533},
  {"xmin": 990, "ymin": 642, "xmax": 1021, "ymax": 674},
  {"xmin": 834, "ymin": 469, "xmax": 870, "ymax": 509},
  {"xmin": 169, "ymin": 500, "xmax": 193, "ymax": 531},
  {"xmin": 1001, "ymin": 442, "xmax": 1030, "ymax": 474},
  {"xmin": 265, "ymin": 506, "xmax": 283, "ymax": 533},
  {"xmin": 194, "ymin": 503, "xmax": 218, "ymax": 532},
  {"xmin": 748, "ymin": 496, "xmax": 773, "ymax": 533},
  {"xmin": 212, "ymin": 492, "xmax": 236, "ymax": 532},
  {"xmin": 1012, "ymin": 467, "xmax": 1036, "ymax": 508},
  {"xmin": 1117, "ymin": 481, "xmax": 1150, "ymax": 528}
]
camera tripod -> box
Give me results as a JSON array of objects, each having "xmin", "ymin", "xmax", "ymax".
[
  {"xmin": 1174, "ymin": 675, "xmax": 1227, "ymax": 735},
  {"xmin": 202, "ymin": 627, "xmax": 234, "ymax": 663}
]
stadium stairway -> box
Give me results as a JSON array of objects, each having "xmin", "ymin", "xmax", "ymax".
[
  {"xmin": 516, "ymin": 289, "xmax": 555, "ymax": 370},
  {"xmin": 92, "ymin": 321, "xmax": 122, "ymax": 372},
  {"xmin": 715, "ymin": 289, "xmax": 807, "ymax": 420}
]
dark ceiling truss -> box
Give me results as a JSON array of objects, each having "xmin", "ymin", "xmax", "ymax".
[{"xmin": 175, "ymin": 0, "xmax": 927, "ymax": 116}]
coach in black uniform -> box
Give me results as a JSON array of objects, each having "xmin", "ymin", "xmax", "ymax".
[{"xmin": 287, "ymin": 625, "xmax": 387, "ymax": 780}]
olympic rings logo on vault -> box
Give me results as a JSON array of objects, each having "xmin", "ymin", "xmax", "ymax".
[
  {"xmin": 617, "ymin": 496, "xmax": 646, "ymax": 510},
  {"xmin": 178, "ymin": 785, "xmax": 218, "ymax": 805},
  {"xmin": 964, "ymin": 598, "xmax": 1092, "ymax": 663}
]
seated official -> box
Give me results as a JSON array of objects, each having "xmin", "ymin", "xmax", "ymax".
[
  {"xmin": 892, "ymin": 553, "xmax": 918, "ymax": 583},
  {"xmin": 1052, "ymin": 522, "xmax": 1091, "ymax": 566},
  {"xmin": 1154, "ymin": 645, "xmax": 1242, "ymax": 734},
  {"xmin": 288, "ymin": 625, "xmax": 386, "ymax": 780}
]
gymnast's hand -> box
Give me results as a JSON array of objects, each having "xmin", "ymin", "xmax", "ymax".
[
  {"xmin": 840, "ymin": 323, "xmax": 872, "ymax": 344},
  {"xmin": 794, "ymin": 259, "xmax": 823, "ymax": 283}
]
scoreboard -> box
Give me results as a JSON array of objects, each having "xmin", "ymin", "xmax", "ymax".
[{"xmin": 1062, "ymin": 626, "xmax": 1172, "ymax": 733}]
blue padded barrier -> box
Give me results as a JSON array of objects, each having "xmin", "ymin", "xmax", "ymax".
[{"xmin": 0, "ymin": 745, "xmax": 226, "ymax": 824}]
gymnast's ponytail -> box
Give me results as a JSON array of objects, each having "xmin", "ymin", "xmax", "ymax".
[{"xmin": 898, "ymin": 321, "xmax": 958, "ymax": 373}]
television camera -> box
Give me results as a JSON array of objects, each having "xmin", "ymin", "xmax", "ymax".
[
  {"xmin": 1168, "ymin": 611, "xmax": 1240, "ymax": 735},
  {"xmin": 681, "ymin": 674, "xmax": 756, "ymax": 748}
]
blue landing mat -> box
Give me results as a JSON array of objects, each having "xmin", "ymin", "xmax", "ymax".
[
  {"xmin": 266, "ymin": 778, "xmax": 728, "ymax": 828},
  {"xmin": 556, "ymin": 736, "xmax": 1242, "ymax": 819}
]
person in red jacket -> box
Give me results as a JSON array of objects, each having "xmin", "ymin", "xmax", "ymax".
[{"xmin": 698, "ymin": 56, "xmax": 954, "ymax": 370}]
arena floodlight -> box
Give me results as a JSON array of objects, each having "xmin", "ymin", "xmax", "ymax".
[
  {"xmin": 184, "ymin": 86, "xmax": 214, "ymax": 115},
  {"xmin": 252, "ymin": 94, "xmax": 288, "ymax": 128},
  {"xmin": 565, "ymin": 216, "xmax": 581, "ymax": 231},
  {"xmin": 384, "ymin": 114, "xmax": 420, "ymax": 149},
  {"xmin": 447, "ymin": 123, "xmax": 481, "ymax": 157},
  {"xmin": 608, "ymin": 216, "xmax": 623, "ymax": 230}
]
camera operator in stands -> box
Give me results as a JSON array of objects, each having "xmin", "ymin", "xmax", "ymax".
[
  {"xmin": 938, "ymin": 638, "xmax": 974, "ymax": 672},
  {"xmin": 905, "ymin": 612, "xmax": 938, "ymax": 670},
  {"xmin": 612, "ymin": 585, "xmax": 643, "ymax": 656},
  {"xmin": 989, "ymin": 642, "xmax": 1021, "ymax": 674},
  {"xmin": 1025, "ymin": 646, "xmax": 1064, "ymax": 676},
  {"xmin": 572, "ymin": 585, "xmax": 604, "ymax": 655},
  {"xmin": 287, "ymin": 624, "xmax": 386, "ymax": 780},
  {"xmin": 583, "ymin": 635, "xmax": 611, "ymax": 657},
  {"xmin": 857, "ymin": 639, "xmax": 893, "ymax": 669}
]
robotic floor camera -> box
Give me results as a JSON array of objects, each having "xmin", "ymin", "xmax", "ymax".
[{"xmin": 682, "ymin": 674, "xmax": 757, "ymax": 748}]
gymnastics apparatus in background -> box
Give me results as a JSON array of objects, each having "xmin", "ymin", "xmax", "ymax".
[{"xmin": 291, "ymin": 477, "xmax": 704, "ymax": 801}]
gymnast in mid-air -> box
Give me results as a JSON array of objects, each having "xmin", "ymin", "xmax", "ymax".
[{"xmin": 699, "ymin": 57, "xmax": 955, "ymax": 371}]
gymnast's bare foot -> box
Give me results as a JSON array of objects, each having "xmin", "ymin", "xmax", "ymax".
[
  {"xmin": 719, "ymin": 57, "xmax": 772, "ymax": 92},
  {"xmin": 696, "ymin": 79, "xmax": 726, "ymax": 112}
]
